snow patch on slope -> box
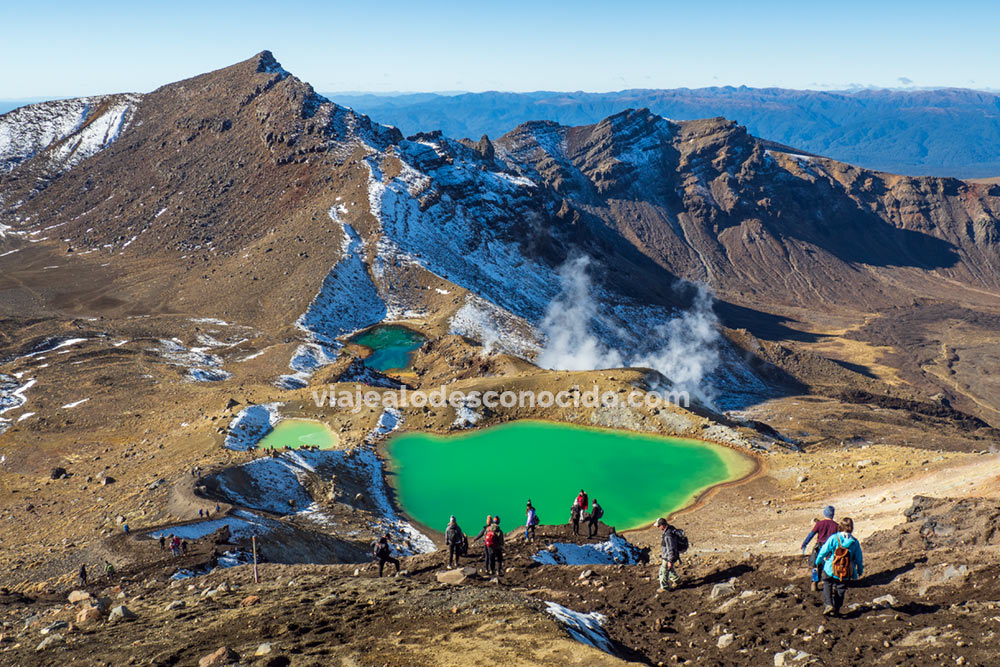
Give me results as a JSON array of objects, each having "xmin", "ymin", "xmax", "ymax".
[
  {"xmin": 208, "ymin": 454, "xmax": 316, "ymax": 515},
  {"xmin": 282, "ymin": 209, "xmax": 387, "ymax": 387},
  {"xmin": 533, "ymin": 534, "xmax": 646, "ymax": 566},
  {"xmin": 0, "ymin": 94, "xmax": 140, "ymax": 174},
  {"xmin": 0, "ymin": 374, "xmax": 36, "ymax": 435},
  {"xmin": 545, "ymin": 602, "xmax": 615, "ymax": 654},
  {"xmin": 152, "ymin": 339, "xmax": 232, "ymax": 383},
  {"xmin": 448, "ymin": 295, "xmax": 541, "ymax": 358}
]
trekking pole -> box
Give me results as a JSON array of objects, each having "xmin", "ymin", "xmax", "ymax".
[{"xmin": 252, "ymin": 536, "xmax": 259, "ymax": 583}]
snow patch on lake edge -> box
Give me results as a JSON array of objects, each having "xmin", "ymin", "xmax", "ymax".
[
  {"xmin": 545, "ymin": 602, "xmax": 615, "ymax": 654},
  {"xmin": 224, "ymin": 403, "xmax": 282, "ymax": 451},
  {"xmin": 218, "ymin": 405, "xmax": 431, "ymax": 554}
]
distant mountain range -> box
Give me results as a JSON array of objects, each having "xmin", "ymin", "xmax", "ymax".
[{"xmin": 327, "ymin": 88, "xmax": 1000, "ymax": 178}]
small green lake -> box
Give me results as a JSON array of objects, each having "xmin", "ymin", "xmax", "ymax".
[
  {"xmin": 352, "ymin": 325, "xmax": 426, "ymax": 372},
  {"xmin": 386, "ymin": 421, "xmax": 754, "ymax": 535},
  {"xmin": 257, "ymin": 419, "xmax": 338, "ymax": 450}
]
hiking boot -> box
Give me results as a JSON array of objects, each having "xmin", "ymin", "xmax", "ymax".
[
  {"xmin": 656, "ymin": 587, "xmax": 668, "ymax": 593},
  {"xmin": 822, "ymin": 605, "xmax": 835, "ymax": 616}
]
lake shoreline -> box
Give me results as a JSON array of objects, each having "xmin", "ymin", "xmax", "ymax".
[{"xmin": 379, "ymin": 418, "xmax": 762, "ymax": 538}]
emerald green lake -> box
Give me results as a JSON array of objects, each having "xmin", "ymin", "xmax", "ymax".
[
  {"xmin": 386, "ymin": 421, "xmax": 754, "ymax": 535},
  {"xmin": 257, "ymin": 419, "xmax": 338, "ymax": 450},
  {"xmin": 352, "ymin": 325, "xmax": 426, "ymax": 372}
]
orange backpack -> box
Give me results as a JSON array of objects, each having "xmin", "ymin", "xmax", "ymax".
[{"xmin": 831, "ymin": 536, "xmax": 852, "ymax": 579}]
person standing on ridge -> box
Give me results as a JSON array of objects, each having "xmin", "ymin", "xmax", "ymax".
[
  {"xmin": 570, "ymin": 501, "xmax": 582, "ymax": 535},
  {"xmin": 472, "ymin": 514, "xmax": 493, "ymax": 572},
  {"xmin": 588, "ymin": 499, "xmax": 604, "ymax": 538},
  {"xmin": 655, "ymin": 518, "xmax": 688, "ymax": 591},
  {"xmin": 816, "ymin": 517, "xmax": 864, "ymax": 616},
  {"xmin": 487, "ymin": 517, "xmax": 505, "ymax": 577},
  {"xmin": 801, "ymin": 506, "xmax": 839, "ymax": 591},
  {"xmin": 373, "ymin": 533, "xmax": 401, "ymax": 577},
  {"xmin": 576, "ymin": 490, "xmax": 588, "ymax": 517},
  {"xmin": 78, "ymin": 564, "xmax": 87, "ymax": 587},
  {"xmin": 445, "ymin": 515, "xmax": 464, "ymax": 568},
  {"xmin": 525, "ymin": 501, "xmax": 539, "ymax": 541}
]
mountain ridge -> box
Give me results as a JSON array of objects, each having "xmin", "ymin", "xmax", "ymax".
[
  {"xmin": 2, "ymin": 52, "xmax": 1000, "ymax": 423},
  {"xmin": 329, "ymin": 86, "xmax": 1000, "ymax": 178}
]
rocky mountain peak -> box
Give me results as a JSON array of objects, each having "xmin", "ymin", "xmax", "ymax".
[{"xmin": 254, "ymin": 50, "xmax": 287, "ymax": 75}]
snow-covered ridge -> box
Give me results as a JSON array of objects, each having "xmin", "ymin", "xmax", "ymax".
[
  {"xmin": 280, "ymin": 209, "xmax": 387, "ymax": 389},
  {"xmin": 0, "ymin": 94, "xmax": 141, "ymax": 174}
]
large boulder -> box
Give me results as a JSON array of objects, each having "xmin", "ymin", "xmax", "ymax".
[
  {"xmin": 67, "ymin": 590, "xmax": 91, "ymax": 604},
  {"xmin": 108, "ymin": 605, "xmax": 136, "ymax": 623},
  {"xmin": 77, "ymin": 604, "xmax": 103, "ymax": 624},
  {"xmin": 710, "ymin": 582, "xmax": 736, "ymax": 599},
  {"xmin": 199, "ymin": 646, "xmax": 240, "ymax": 666},
  {"xmin": 436, "ymin": 567, "xmax": 477, "ymax": 585}
]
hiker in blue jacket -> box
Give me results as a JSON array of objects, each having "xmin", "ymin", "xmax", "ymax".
[{"xmin": 815, "ymin": 517, "xmax": 864, "ymax": 616}]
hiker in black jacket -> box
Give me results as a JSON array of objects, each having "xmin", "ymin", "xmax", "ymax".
[
  {"xmin": 656, "ymin": 517, "xmax": 681, "ymax": 591},
  {"xmin": 588, "ymin": 500, "xmax": 604, "ymax": 538},
  {"xmin": 445, "ymin": 516, "xmax": 464, "ymax": 568},
  {"xmin": 373, "ymin": 534, "xmax": 400, "ymax": 577}
]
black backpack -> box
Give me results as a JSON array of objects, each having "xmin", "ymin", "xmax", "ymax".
[
  {"xmin": 672, "ymin": 528, "xmax": 689, "ymax": 554},
  {"xmin": 593, "ymin": 505, "xmax": 604, "ymax": 520}
]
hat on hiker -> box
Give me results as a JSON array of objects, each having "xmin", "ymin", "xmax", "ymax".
[
  {"xmin": 449, "ymin": 515, "xmax": 456, "ymax": 522},
  {"xmin": 823, "ymin": 506, "xmax": 835, "ymax": 519},
  {"xmin": 494, "ymin": 516, "xmax": 500, "ymax": 524}
]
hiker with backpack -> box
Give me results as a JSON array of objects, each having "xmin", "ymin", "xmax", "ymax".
[
  {"xmin": 801, "ymin": 505, "xmax": 839, "ymax": 591},
  {"xmin": 655, "ymin": 518, "xmax": 688, "ymax": 591},
  {"xmin": 588, "ymin": 500, "xmax": 604, "ymax": 538},
  {"xmin": 815, "ymin": 517, "xmax": 864, "ymax": 616},
  {"xmin": 373, "ymin": 533, "xmax": 401, "ymax": 577},
  {"xmin": 525, "ymin": 501, "xmax": 539, "ymax": 541},
  {"xmin": 570, "ymin": 502, "xmax": 582, "ymax": 535},
  {"xmin": 445, "ymin": 516, "xmax": 464, "ymax": 568},
  {"xmin": 485, "ymin": 516, "xmax": 504, "ymax": 577},
  {"xmin": 472, "ymin": 515, "xmax": 493, "ymax": 571}
]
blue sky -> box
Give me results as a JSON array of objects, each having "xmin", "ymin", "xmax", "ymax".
[{"xmin": 1, "ymin": 0, "xmax": 997, "ymax": 98}]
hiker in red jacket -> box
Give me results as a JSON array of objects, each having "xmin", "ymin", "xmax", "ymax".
[
  {"xmin": 576, "ymin": 490, "xmax": 588, "ymax": 516},
  {"xmin": 801, "ymin": 506, "xmax": 839, "ymax": 591}
]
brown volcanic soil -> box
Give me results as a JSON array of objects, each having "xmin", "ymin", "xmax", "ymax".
[{"xmin": 2, "ymin": 508, "xmax": 999, "ymax": 666}]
